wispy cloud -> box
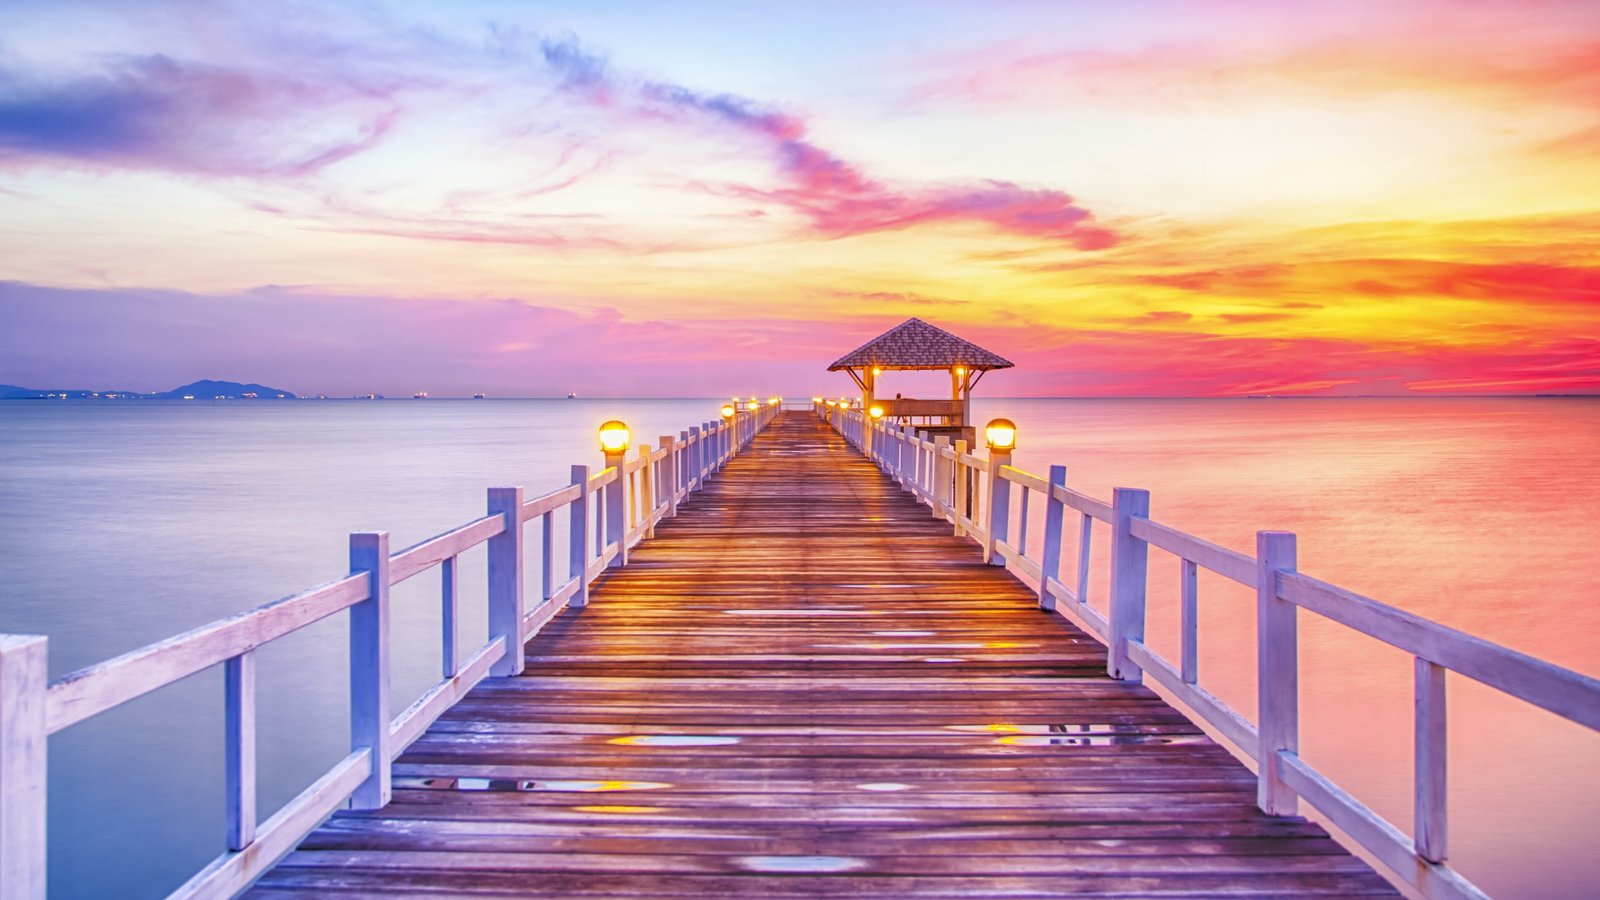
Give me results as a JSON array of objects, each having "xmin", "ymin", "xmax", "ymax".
[
  {"xmin": 537, "ymin": 35, "xmax": 1116, "ymax": 251},
  {"xmin": 0, "ymin": 55, "xmax": 402, "ymax": 177}
]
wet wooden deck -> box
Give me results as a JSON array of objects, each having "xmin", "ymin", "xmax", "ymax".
[{"xmin": 250, "ymin": 413, "xmax": 1396, "ymax": 898}]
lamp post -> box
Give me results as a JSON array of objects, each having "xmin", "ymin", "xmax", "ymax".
[
  {"xmin": 983, "ymin": 418, "xmax": 1017, "ymax": 566},
  {"xmin": 721, "ymin": 403, "xmax": 737, "ymax": 457},
  {"xmin": 598, "ymin": 420, "xmax": 629, "ymax": 568}
]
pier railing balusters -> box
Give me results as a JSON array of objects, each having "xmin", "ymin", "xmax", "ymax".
[
  {"xmin": 1108, "ymin": 488, "xmax": 1150, "ymax": 682},
  {"xmin": 953, "ymin": 440, "xmax": 970, "ymax": 537},
  {"xmin": 348, "ymin": 530, "xmax": 392, "ymax": 809},
  {"xmin": 661, "ymin": 435, "xmax": 678, "ymax": 520},
  {"xmin": 932, "ymin": 436, "xmax": 951, "ymax": 520},
  {"xmin": 441, "ymin": 556, "xmax": 460, "ymax": 677},
  {"xmin": 0, "ymin": 634, "xmax": 47, "ymax": 899},
  {"xmin": 1415, "ymin": 658, "xmax": 1448, "ymax": 863},
  {"xmin": 541, "ymin": 512, "xmax": 555, "ymax": 608},
  {"xmin": 1180, "ymin": 558, "xmax": 1198, "ymax": 685},
  {"xmin": 983, "ymin": 452, "xmax": 1011, "ymax": 566},
  {"xmin": 224, "ymin": 649, "xmax": 257, "ymax": 850},
  {"xmin": 1256, "ymin": 530, "xmax": 1299, "ymax": 816},
  {"xmin": 570, "ymin": 466, "xmax": 590, "ymax": 608},
  {"xmin": 1038, "ymin": 465, "xmax": 1067, "ymax": 611},
  {"xmin": 486, "ymin": 488, "xmax": 525, "ymax": 676}
]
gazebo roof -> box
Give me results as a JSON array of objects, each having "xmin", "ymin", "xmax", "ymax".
[{"xmin": 827, "ymin": 318, "xmax": 1014, "ymax": 372}]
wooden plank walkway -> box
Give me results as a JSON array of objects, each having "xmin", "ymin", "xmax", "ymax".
[{"xmin": 250, "ymin": 413, "xmax": 1397, "ymax": 898}]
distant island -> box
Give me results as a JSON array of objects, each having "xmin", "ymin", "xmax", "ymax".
[{"xmin": 0, "ymin": 379, "xmax": 296, "ymax": 400}]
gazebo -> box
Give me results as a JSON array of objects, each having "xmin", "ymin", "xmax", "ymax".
[{"xmin": 827, "ymin": 317, "xmax": 1014, "ymax": 444}]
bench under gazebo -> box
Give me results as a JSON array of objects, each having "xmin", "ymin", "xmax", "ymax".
[{"xmin": 827, "ymin": 317, "xmax": 1014, "ymax": 445}]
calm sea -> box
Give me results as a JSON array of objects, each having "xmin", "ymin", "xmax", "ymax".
[{"xmin": 1, "ymin": 397, "xmax": 1595, "ymax": 898}]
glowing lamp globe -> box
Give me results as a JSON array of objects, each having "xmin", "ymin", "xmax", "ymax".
[
  {"xmin": 869, "ymin": 405, "xmax": 884, "ymax": 418},
  {"xmin": 984, "ymin": 418, "xmax": 1017, "ymax": 452},
  {"xmin": 746, "ymin": 400, "xmax": 759, "ymax": 411},
  {"xmin": 599, "ymin": 420, "xmax": 631, "ymax": 453},
  {"xmin": 720, "ymin": 404, "xmax": 735, "ymax": 419}
]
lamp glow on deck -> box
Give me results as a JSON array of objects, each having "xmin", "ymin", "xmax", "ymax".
[
  {"xmin": 720, "ymin": 404, "xmax": 735, "ymax": 419},
  {"xmin": 746, "ymin": 400, "xmax": 759, "ymax": 411},
  {"xmin": 869, "ymin": 405, "xmax": 884, "ymax": 418},
  {"xmin": 599, "ymin": 420, "xmax": 630, "ymax": 453},
  {"xmin": 985, "ymin": 418, "xmax": 1017, "ymax": 451}
]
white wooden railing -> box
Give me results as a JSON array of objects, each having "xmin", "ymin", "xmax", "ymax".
[
  {"xmin": 0, "ymin": 404, "xmax": 778, "ymax": 899},
  {"xmin": 826, "ymin": 405, "xmax": 1599, "ymax": 900}
]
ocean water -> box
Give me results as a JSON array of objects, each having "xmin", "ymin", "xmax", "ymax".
[{"xmin": 1, "ymin": 397, "xmax": 1595, "ymax": 898}]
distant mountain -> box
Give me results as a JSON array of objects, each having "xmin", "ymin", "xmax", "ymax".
[
  {"xmin": 0, "ymin": 379, "xmax": 296, "ymax": 400},
  {"xmin": 154, "ymin": 380, "xmax": 296, "ymax": 399}
]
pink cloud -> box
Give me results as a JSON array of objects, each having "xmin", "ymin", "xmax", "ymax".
[{"xmin": 538, "ymin": 36, "xmax": 1116, "ymax": 251}]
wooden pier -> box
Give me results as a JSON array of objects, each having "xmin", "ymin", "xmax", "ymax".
[
  {"xmin": 248, "ymin": 413, "xmax": 1393, "ymax": 897},
  {"xmin": 4, "ymin": 403, "xmax": 1597, "ymax": 899}
]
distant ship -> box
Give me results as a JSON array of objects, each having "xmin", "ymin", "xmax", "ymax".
[
  {"xmin": 566, "ymin": 392, "xmax": 577, "ymax": 399},
  {"xmin": 413, "ymin": 392, "xmax": 428, "ymax": 399},
  {"xmin": 473, "ymin": 393, "xmax": 486, "ymax": 399}
]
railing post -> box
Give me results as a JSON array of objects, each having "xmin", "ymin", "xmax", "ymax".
[
  {"xmin": 897, "ymin": 426, "xmax": 911, "ymax": 489},
  {"xmin": 953, "ymin": 439, "xmax": 969, "ymax": 537},
  {"xmin": 540, "ymin": 511, "xmax": 555, "ymax": 608},
  {"xmin": 1038, "ymin": 465, "xmax": 1067, "ymax": 610},
  {"xmin": 486, "ymin": 487, "xmax": 526, "ymax": 676},
  {"xmin": 983, "ymin": 448, "xmax": 1013, "ymax": 565},
  {"xmin": 603, "ymin": 447, "xmax": 626, "ymax": 567},
  {"xmin": 1416, "ymin": 658, "xmax": 1448, "ymax": 863},
  {"xmin": 348, "ymin": 530, "xmax": 391, "ymax": 809},
  {"xmin": 1256, "ymin": 530, "xmax": 1299, "ymax": 816},
  {"xmin": 1108, "ymin": 488, "xmax": 1150, "ymax": 681},
  {"xmin": 678, "ymin": 430, "xmax": 690, "ymax": 498},
  {"xmin": 660, "ymin": 435, "xmax": 678, "ymax": 519},
  {"xmin": 224, "ymin": 650, "xmax": 257, "ymax": 850},
  {"xmin": 932, "ymin": 436, "xmax": 951, "ymax": 520},
  {"xmin": 687, "ymin": 426, "xmax": 701, "ymax": 491},
  {"xmin": 570, "ymin": 466, "xmax": 591, "ymax": 606},
  {"xmin": 0, "ymin": 634, "xmax": 48, "ymax": 899}
]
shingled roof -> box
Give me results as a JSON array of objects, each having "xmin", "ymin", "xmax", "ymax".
[{"xmin": 827, "ymin": 318, "xmax": 1015, "ymax": 371}]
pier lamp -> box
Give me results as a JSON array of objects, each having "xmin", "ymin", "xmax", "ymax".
[
  {"xmin": 824, "ymin": 399, "xmax": 836, "ymax": 407},
  {"xmin": 769, "ymin": 397, "xmax": 780, "ymax": 406},
  {"xmin": 747, "ymin": 400, "xmax": 759, "ymax": 411},
  {"xmin": 720, "ymin": 403, "xmax": 735, "ymax": 420},
  {"xmin": 869, "ymin": 405, "xmax": 884, "ymax": 419},
  {"xmin": 599, "ymin": 420, "xmax": 631, "ymax": 482},
  {"xmin": 599, "ymin": 420, "xmax": 631, "ymax": 454},
  {"xmin": 985, "ymin": 418, "xmax": 1017, "ymax": 452}
]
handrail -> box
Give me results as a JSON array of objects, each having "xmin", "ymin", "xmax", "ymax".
[
  {"xmin": 0, "ymin": 401, "xmax": 780, "ymax": 900},
  {"xmin": 823, "ymin": 404, "xmax": 1598, "ymax": 900}
]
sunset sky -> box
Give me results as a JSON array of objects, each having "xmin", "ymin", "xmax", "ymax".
[{"xmin": 2, "ymin": 0, "xmax": 1597, "ymax": 396}]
